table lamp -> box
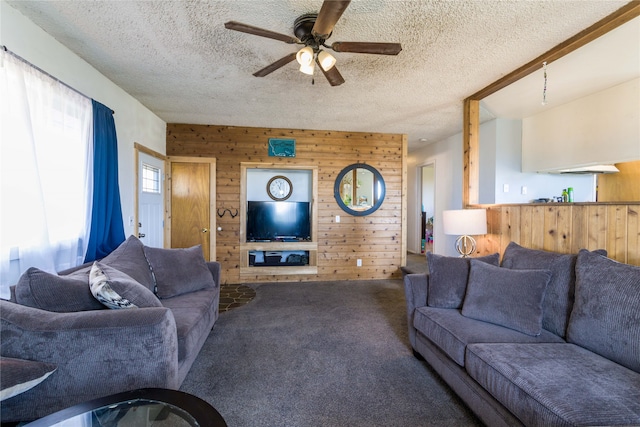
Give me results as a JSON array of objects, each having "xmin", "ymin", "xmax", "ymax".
[{"xmin": 442, "ymin": 209, "xmax": 487, "ymax": 257}]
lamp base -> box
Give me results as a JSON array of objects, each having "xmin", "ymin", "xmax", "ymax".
[{"xmin": 455, "ymin": 235, "xmax": 476, "ymax": 258}]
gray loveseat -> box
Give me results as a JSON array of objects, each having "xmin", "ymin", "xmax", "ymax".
[
  {"xmin": 0, "ymin": 236, "xmax": 221, "ymax": 423},
  {"xmin": 404, "ymin": 243, "xmax": 640, "ymax": 426}
]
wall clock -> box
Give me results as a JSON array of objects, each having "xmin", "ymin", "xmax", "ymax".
[{"xmin": 267, "ymin": 175, "xmax": 293, "ymax": 201}]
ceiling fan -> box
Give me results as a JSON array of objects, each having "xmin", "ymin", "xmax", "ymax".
[{"xmin": 224, "ymin": 0, "xmax": 402, "ymax": 86}]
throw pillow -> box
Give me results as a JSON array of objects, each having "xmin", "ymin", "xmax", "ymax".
[
  {"xmin": 89, "ymin": 262, "xmax": 162, "ymax": 309},
  {"xmin": 100, "ymin": 235, "xmax": 155, "ymax": 291},
  {"xmin": 461, "ymin": 260, "xmax": 552, "ymax": 336},
  {"xmin": 15, "ymin": 267, "xmax": 105, "ymax": 312},
  {"xmin": 143, "ymin": 245, "xmax": 214, "ymax": 299},
  {"xmin": 567, "ymin": 250, "xmax": 640, "ymax": 373},
  {"xmin": 501, "ymin": 241, "xmax": 607, "ymax": 337},
  {"xmin": 0, "ymin": 357, "xmax": 57, "ymax": 401},
  {"xmin": 426, "ymin": 252, "xmax": 500, "ymax": 308}
]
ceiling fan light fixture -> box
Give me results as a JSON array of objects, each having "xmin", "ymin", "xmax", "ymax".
[
  {"xmin": 317, "ymin": 50, "xmax": 336, "ymax": 71},
  {"xmin": 299, "ymin": 61, "xmax": 315, "ymax": 75},
  {"xmin": 296, "ymin": 46, "xmax": 314, "ymax": 66}
]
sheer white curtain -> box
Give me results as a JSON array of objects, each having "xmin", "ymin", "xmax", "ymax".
[{"xmin": 0, "ymin": 51, "xmax": 93, "ymax": 298}]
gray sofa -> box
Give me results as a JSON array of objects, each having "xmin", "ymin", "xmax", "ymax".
[
  {"xmin": 0, "ymin": 236, "xmax": 221, "ymax": 423},
  {"xmin": 404, "ymin": 243, "xmax": 640, "ymax": 426}
]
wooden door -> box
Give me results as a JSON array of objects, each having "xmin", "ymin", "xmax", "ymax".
[{"xmin": 167, "ymin": 157, "xmax": 216, "ymax": 261}]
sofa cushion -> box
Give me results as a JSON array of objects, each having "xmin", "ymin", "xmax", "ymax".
[
  {"xmin": 426, "ymin": 252, "xmax": 499, "ymax": 308},
  {"xmin": 100, "ymin": 235, "xmax": 155, "ymax": 292},
  {"xmin": 160, "ymin": 288, "xmax": 218, "ymax": 362},
  {"xmin": 0, "ymin": 357, "xmax": 57, "ymax": 401},
  {"xmin": 413, "ymin": 306, "xmax": 564, "ymax": 367},
  {"xmin": 144, "ymin": 245, "xmax": 214, "ymax": 299},
  {"xmin": 501, "ymin": 242, "xmax": 606, "ymax": 338},
  {"xmin": 461, "ymin": 261, "xmax": 551, "ymax": 336},
  {"xmin": 567, "ymin": 250, "xmax": 640, "ymax": 373},
  {"xmin": 15, "ymin": 267, "xmax": 105, "ymax": 312},
  {"xmin": 466, "ymin": 343, "xmax": 640, "ymax": 426},
  {"xmin": 89, "ymin": 262, "xmax": 162, "ymax": 309}
]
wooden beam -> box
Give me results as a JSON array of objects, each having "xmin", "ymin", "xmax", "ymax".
[
  {"xmin": 468, "ymin": 1, "xmax": 640, "ymax": 100},
  {"xmin": 401, "ymin": 134, "xmax": 408, "ymax": 267},
  {"xmin": 463, "ymin": 99, "xmax": 480, "ymax": 206}
]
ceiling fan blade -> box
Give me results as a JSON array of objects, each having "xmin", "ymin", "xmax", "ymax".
[
  {"xmin": 253, "ymin": 53, "xmax": 297, "ymax": 77},
  {"xmin": 225, "ymin": 21, "xmax": 299, "ymax": 44},
  {"xmin": 317, "ymin": 59, "xmax": 345, "ymax": 86},
  {"xmin": 331, "ymin": 41, "xmax": 402, "ymax": 55},
  {"xmin": 312, "ymin": 0, "xmax": 351, "ymax": 39}
]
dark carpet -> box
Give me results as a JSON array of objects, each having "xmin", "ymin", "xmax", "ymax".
[{"xmin": 180, "ymin": 280, "xmax": 482, "ymax": 427}]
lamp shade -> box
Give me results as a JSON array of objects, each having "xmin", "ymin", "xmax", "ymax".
[
  {"xmin": 296, "ymin": 46, "xmax": 314, "ymax": 66},
  {"xmin": 442, "ymin": 209, "xmax": 487, "ymax": 236},
  {"xmin": 299, "ymin": 61, "xmax": 315, "ymax": 75},
  {"xmin": 317, "ymin": 50, "xmax": 336, "ymax": 71}
]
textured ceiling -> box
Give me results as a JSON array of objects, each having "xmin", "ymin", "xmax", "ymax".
[{"xmin": 7, "ymin": 0, "xmax": 632, "ymax": 151}]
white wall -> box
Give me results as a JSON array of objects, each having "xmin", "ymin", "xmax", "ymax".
[
  {"xmin": 246, "ymin": 169, "xmax": 312, "ymax": 202},
  {"xmin": 1, "ymin": 1, "xmax": 166, "ymax": 235},
  {"xmin": 523, "ymin": 78, "xmax": 640, "ymax": 172},
  {"xmin": 420, "ymin": 165, "xmax": 435, "ymax": 218},
  {"xmin": 482, "ymin": 118, "xmax": 594, "ymax": 203},
  {"xmin": 408, "ymin": 134, "xmax": 463, "ymax": 257}
]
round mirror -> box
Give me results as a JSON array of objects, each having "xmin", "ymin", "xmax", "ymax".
[{"xmin": 334, "ymin": 163, "xmax": 386, "ymax": 216}]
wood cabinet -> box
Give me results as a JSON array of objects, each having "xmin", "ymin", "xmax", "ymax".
[{"xmin": 597, "ymin": 160, "xmax": 640, "ymax": 202}]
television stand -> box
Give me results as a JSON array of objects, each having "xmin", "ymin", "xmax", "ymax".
[
  {"xmin": 248, "ymin": 250, "xmax": 309, "ymax": 267},
  {"xmin": 240, "ymin": 240, "xmax": 318, "ymax": 276}
]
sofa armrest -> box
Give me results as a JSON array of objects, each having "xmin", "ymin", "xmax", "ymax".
[
  {"xmin": 206, "ymin": 261, "xmax": 221, "ymax": 286},
  {"xmin": 404, "ymin": 273, "xmax": 429, "ymax": 349},
  {"xmin": 0, "ymin": 300, "xmax": 179, "ymax": 422}
]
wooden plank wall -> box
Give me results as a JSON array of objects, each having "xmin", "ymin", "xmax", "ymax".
[
  {"xmin": 475, "ymin": 203, "xmax": 640, "ymax": 266},
  {"xmin": 166, "ymin": 124, "xmax": 407, "ymax": 284}
]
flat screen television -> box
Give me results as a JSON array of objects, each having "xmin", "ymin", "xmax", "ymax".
[{"xmin": 246, "ymin": 201, "xmax": 311, "ymax": 241}]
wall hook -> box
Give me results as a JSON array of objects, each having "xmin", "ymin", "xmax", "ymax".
[{"xmin": 217, "ymin": 208, "xmax": 238, "ymax": 218}]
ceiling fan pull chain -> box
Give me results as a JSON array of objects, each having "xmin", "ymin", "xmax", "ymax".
[{"xmin": 542, "ymin": 61, "xmax": 548, "ymax": 105}]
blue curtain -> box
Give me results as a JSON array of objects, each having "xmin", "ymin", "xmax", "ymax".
[{"xmin": 84, "ymin": 100, "xmax": 125, "ymax": 262}]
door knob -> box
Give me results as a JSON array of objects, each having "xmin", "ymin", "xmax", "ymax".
[
  {"xmin": 138, "ymin": 233, "xmax": 146, "ymax": 238},
  {"xmin": 202, "ymin": 228, "xmax": 208, "ymax": 233}
]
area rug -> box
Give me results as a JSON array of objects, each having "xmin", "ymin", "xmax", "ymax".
[
  {"xmin": 218, "ymin": 283, "xmax": 256, "ymax": 313},
  {"xmin": 181, "ymin": 280, "xmax": 482, "ymax": 427}
]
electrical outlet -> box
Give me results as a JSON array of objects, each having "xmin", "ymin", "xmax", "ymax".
[
  {"xmin": 503, "ymin": 184, "xmax": 509, "ymax": 193},
  {"xmin": 357, "ymin": 259, "xmax": 362, "ymax": 267},
  {"xmin": 335, "ymin": 215, "xmax": 340, "ymax": 223},
  {"xmin": 129, "ymin": 216, "xmax": 134, "ymax": 226},
  {"xmin": 521, "ymin": 186, "xmax": 528, "ymax": 195}
]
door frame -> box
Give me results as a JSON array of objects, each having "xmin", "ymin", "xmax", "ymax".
[
  {"xmin": 165, "ymin": 156, "xmax": 217, "ymax": 261},
  {"xmin": 418, "ymin": 161, "xmax": 436, "ymax": 254},
  {"xmin": 134, "ymin": 143, "xmax": 166, "ymax": 243}
]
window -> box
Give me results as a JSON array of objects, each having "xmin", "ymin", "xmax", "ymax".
[
  {"xmin": 0, "ymin": 51, "xmax": 93, "ymax": 298},
  {"xmin": 142, "ymin": 163, "xmax": 161, "ymax": 194}
]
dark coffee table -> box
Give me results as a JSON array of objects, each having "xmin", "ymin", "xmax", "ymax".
[{"xmin": 25, "ymin": 388, "xmax": 227, "ymax": 426}]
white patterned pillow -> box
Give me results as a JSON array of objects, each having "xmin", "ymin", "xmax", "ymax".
[
  {"xmin": 0, "ymin": 357, "xmax": 57, "ymax": 401},
  {"xmin": 89, "ymin": 262, "xmax": 137, "ymax": 309}
]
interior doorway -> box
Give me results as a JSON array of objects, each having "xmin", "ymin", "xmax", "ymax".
[{"xmin": 420, "ymin": 163, "xmax": 435, "ymax": 254}]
